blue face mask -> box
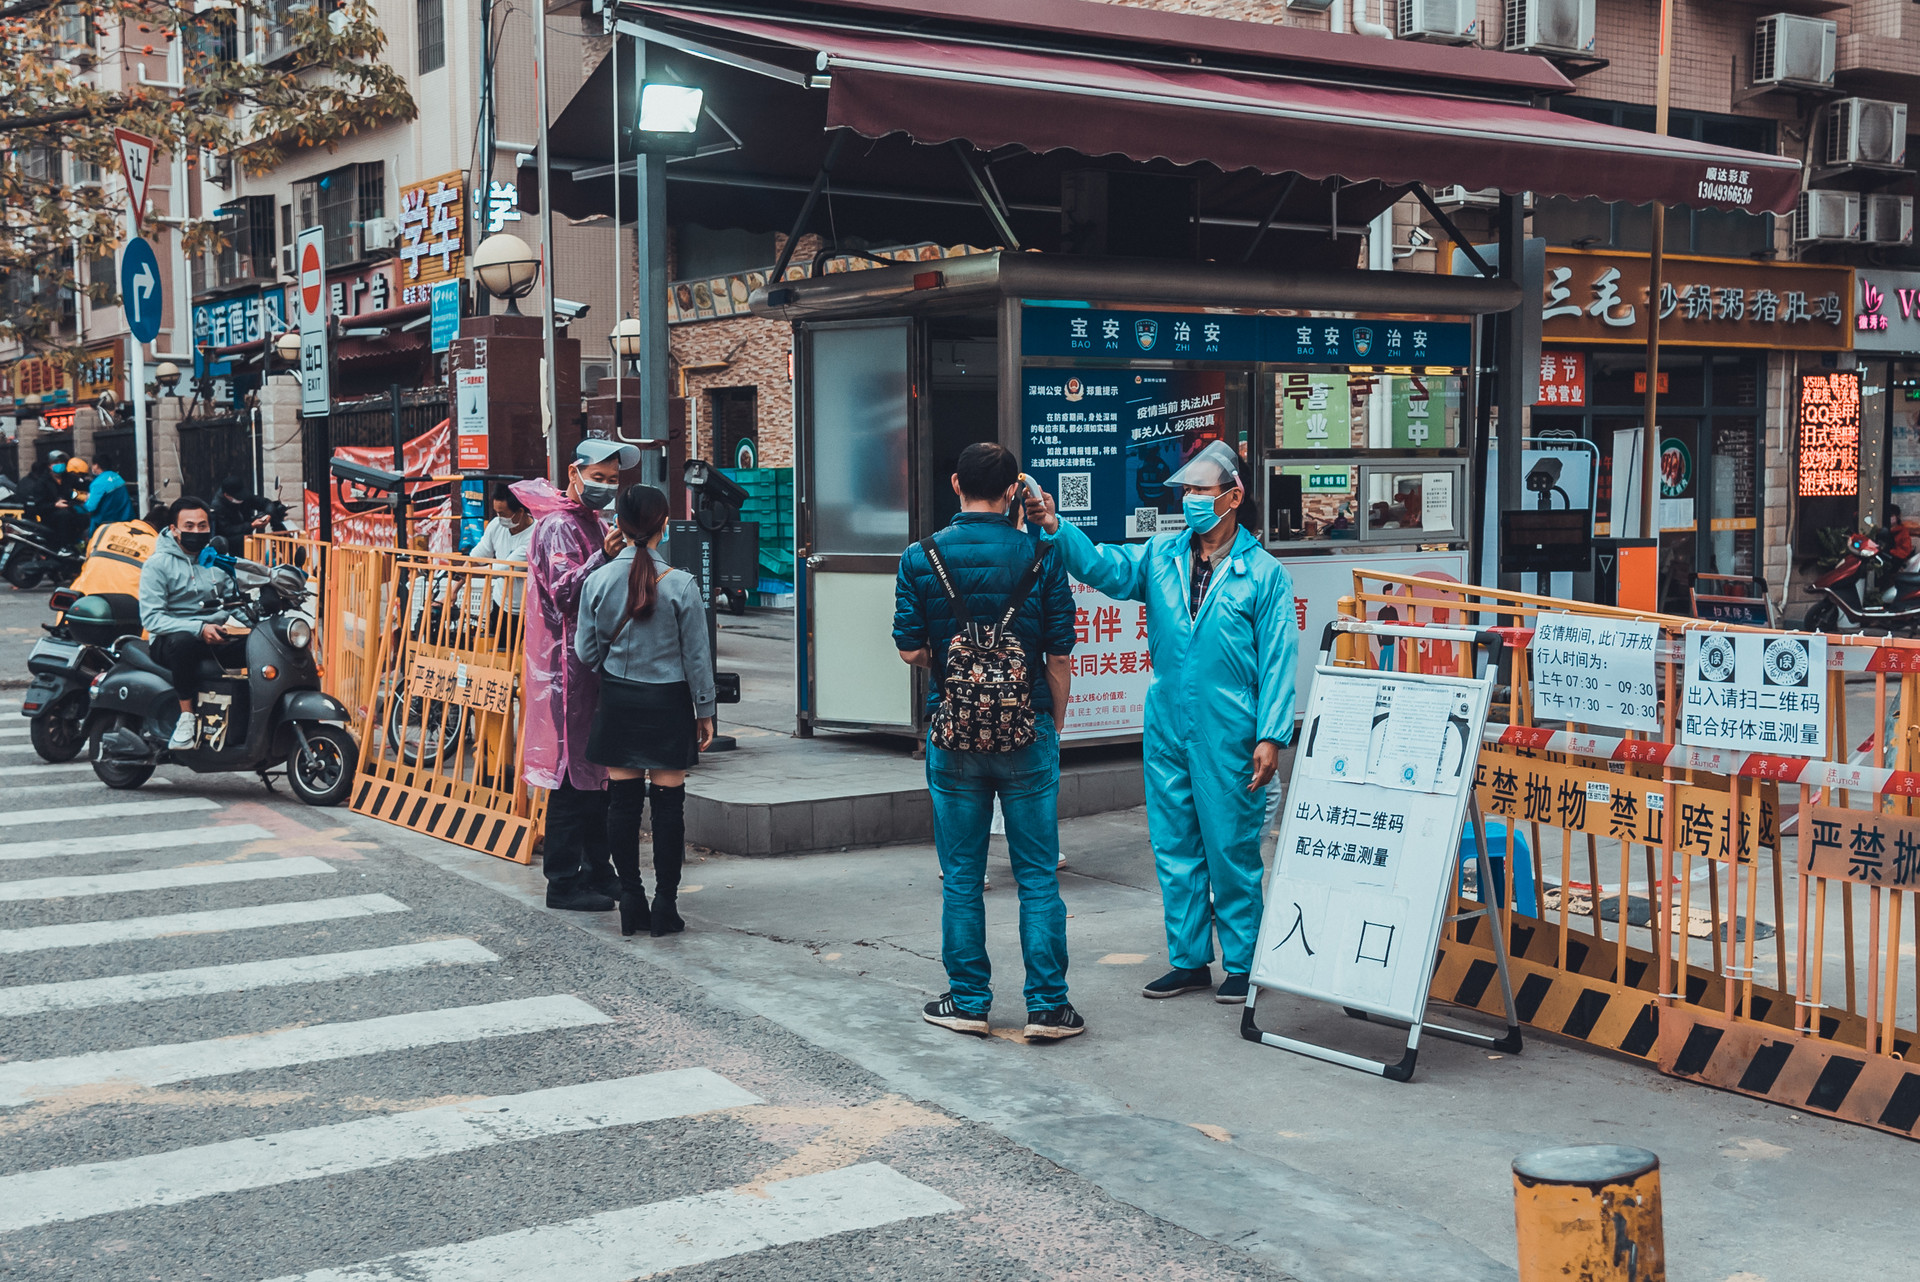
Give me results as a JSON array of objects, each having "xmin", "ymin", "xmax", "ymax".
[{"xmin": 1182, "ymin": 492, "xmax": 1224, "ymax": 535}]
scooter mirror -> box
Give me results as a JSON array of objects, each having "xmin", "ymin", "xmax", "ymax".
[{"xmin": 269, "ymin": 564, "xmax": 307, "ymax": 597}]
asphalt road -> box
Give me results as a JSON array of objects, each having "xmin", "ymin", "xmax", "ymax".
[
  {"xmin": 0, "ymin": 733, "xmax": 1292, "ymax": 1282},
  {"xmin": 0, "ymin": 580, "xmax": 53, "ymax": 690}
]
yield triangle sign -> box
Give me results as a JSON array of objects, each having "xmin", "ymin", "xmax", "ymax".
[
  {"xmin": 112, "ymin": 128, "xmax": 156, "ymax": 231},
  {"xmin": 1598, "ymin": 554, "xmax": 1616, "ymax": 575}
]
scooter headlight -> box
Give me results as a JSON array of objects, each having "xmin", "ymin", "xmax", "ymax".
[{"xmin": 285, "ymin": 618, "xmax": 314, "ymax": 649}]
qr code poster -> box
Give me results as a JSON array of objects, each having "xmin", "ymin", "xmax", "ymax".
[
  {"xmin": 1057, "ymin": 471, "xmax": 1093, "ymax": 512},
  {"xmin": 1681, "ymin": 629, "xmax": 1828, "ymax": 757}
]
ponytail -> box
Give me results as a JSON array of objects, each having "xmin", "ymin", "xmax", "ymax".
[{"xmin": 615, "ymin": 484, "xmax": 671, "ymax": 624}]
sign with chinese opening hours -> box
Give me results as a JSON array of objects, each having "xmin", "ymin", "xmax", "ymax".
[{"xmin": 1798, "ymin": 371, "xmax": 1861, "ymax": 498}]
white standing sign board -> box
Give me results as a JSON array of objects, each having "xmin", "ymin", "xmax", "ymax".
[
  {"xmin": 1244, "ymin": 621, "xmax": 1520, "ymax": 1080},
  {"xmin": 1681, "ymin": 629, "xmax": 1829, "ymax": 757},
  {"xmin": 1530, "ymin": 612, "xmax": 1661, "ymax": 732},
  {"xmin": 296, "ymin": 227, "xmax": 330, "ymax": 417}
]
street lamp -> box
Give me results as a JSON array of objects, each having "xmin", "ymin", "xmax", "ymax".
[
  {"xmin": 274, "ymin": 330, "xmax": 302, "ymax": 364},
  {"xmin": 636, "ymin": 82, "xmax": 705, "ymax": 158},
  {"xmin": 20, "ymin": 393, "xmax": 42, "ymax": 422},
  {"xmin": 154, "ymin": 361, "xmax": 181, "ymax": 395},
  {"xmin": 472, "ymin": 232, "xmax": 540, "ymax": 315},
  {"xmin": 609, "ymin": 316, "xmax": 643, "ymax": 373}
]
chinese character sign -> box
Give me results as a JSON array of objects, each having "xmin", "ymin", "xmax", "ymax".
[
  {"xmin": 397, "ymin": 171, "xmax": 467, "ymax": 304},
  {"xmin": 1529, "ymin": 612, "xmax": 1659, "ymax": 731},
  {"xmin": 1279, "ymin": 373, "xmax": 1352, "ymax": 450},
  {"xmin": 1021, "ymin": 370, "xmax": 1126, "ymax": 542},
  {"xmin": 1060, "ymin": 580, "xmax": 1148, "ymax": 740},
  {"xmin": 1798, "ymin": 371, "xmax": 1861, "ymax": 498},
  {"xmin": 1801, "ymin": 804, "xmax": 1920, "ymax": 889},
  {"xmin": 1125, "ymin": 370, "xmax": 1228, "ymax": 539},
  {"xmin": 1681, "ymin": 630, "xmax": 1828, "ymax": 757},
  {"xmin": 1539, "ymin": 250, "xmax": 1852, "ymax": 351}
]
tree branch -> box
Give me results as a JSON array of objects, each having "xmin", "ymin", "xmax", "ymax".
[{"xmin": 0, "ymin": 100, "xmax": 129, "ymax": 132}]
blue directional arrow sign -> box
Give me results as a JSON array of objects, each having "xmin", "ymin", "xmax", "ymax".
[{"xmin": 120, "ymin": 236, "xmax": 163, "ymax": 344}]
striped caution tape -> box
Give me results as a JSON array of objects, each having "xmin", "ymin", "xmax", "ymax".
[{"xmin": 1483, "ymin": 723, "xmax": 1920, "ymax": 797}]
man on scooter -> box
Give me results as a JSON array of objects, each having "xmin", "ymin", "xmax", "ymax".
[{"xmin": 137, "ymin": 496, "xmax": 241, "ymax": 751}]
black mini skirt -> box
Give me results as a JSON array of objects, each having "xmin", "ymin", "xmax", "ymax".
[{"xmin": 587, "ymin": 676, "xmax": 698, "ymax": 770}]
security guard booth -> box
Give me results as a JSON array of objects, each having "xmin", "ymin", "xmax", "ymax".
[{"xmin": 758, "ymin": 252, "xmax": 1519, "ymax": 738}]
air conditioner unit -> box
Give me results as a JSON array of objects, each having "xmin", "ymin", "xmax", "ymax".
[
  {"xmin": 1432, "ymin": 184, "xmax": 1503, "ymax": 210},
  {"xmin": 1503, "ymin": 0, "xmax": 1594, "ymax": 55},
  {"xmin": 1825, "ymin": 98, "xmax": 1908, "ymax": 170},
  {"xmin": 280, "ymin": 245, "xmax": 295, "ymax": 277},
  {"xmin": 1398, "ymin": 0, "xmax": 1473, "ymax": 44},
  {"xmin": 361, "ymin": 217, "xmax": 398, "ymax": 252},
  {"xmin": 1794, "ymin": 189, "xmax": 1861, "ymax": 243},
  {"xmin": 1865, "ymin": 194, "xmax": 1915, "ymax": 246},
  {"xmin": 204, "ymin": 151, "xmax": 232, "ymax": 188},
  {"xmin": 1753, "ymin": 13, "xmax": 1835, "ymax": 88}
]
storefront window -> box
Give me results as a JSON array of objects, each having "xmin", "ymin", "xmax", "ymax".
[{"xmin": 1271, "ymin": 371, "xmax": 1461, "ymax": 452}]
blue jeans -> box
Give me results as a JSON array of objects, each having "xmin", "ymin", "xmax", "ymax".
[{"xmin": 926, "ymin": 713, "xmax": 1068, "ymax": 1013}]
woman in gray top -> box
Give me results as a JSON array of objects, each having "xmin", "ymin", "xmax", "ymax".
[{"xmin": 575, "ymin": 484, "xmax": 716, "ymax": 937}]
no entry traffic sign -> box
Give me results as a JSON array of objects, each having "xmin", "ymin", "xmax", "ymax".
[
  {"xmin": 119, "ymin": 236, "xmax": 163, "ymax": 344},
  {"xmin": 296, "ymin": 226, "xmax": 329, "ymax": 417}
]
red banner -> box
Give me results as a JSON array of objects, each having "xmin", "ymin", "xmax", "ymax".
[{"xmin": 303, "ymin": 418, "xmax": 455, "ymax": 549}]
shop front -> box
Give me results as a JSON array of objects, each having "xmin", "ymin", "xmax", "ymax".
[
  {"xmin": 1531, "ymin": 248, "xmax": 1853, "ymax": 614},
  {"xmin": 1850, "ymin": 269, "xmax": 1920, "ymax": 534}
]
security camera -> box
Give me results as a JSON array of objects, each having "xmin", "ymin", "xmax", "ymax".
[
  {"xmin": 1524, "ymin": 458, "xmax": 1563, "ymax": 492},
  {"xmin": 552, "ymin": 298, "xmax": 590, "ymax": 321},
  {"xmin": 683, "ymin": 457, "xmax": 750, "ymax": 510},
  {"xmin": 1407, "ymin": 226, "xmax": 1433, "ymax": 249},
  {"xmin": 329, "ymin": 458, "xmax": 407, "ymax": 492}
]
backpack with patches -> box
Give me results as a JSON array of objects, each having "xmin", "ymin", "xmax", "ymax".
[{"xmin": 920, "ymin": 536, "xmax": 1052, "ymax": 754}]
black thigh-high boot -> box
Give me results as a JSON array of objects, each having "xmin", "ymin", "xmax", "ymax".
[
  {"xmin": 649, "ymin": 783, "xmax": 687, "ymax": 936},
  {"xmin": 606, "ymin": 777, "xmax": 652, "ymax": 936}
]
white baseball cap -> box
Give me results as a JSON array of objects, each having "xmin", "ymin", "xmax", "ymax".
[{"xmin": 574, "ymin": 437, "xmax": 642, "ymax": 469}]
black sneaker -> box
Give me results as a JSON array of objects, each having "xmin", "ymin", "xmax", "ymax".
[
  {"xmin": 1142, "ymin": 966, "xmax": 1213, "ymax": 999},
  {"xmin": 1214, "ymin": 973, "xmax": 1250, "ymax": 1004},
  {"xmin": 922, "ymin": 993, "xmax": 989, "ymax": 1036},
  {"xmin": 1024, "ymin": 1003, "xmax": 1086, "ymax": 1040},
  {"xmin": 545, "ymin": 882, "xmax": 617, "ymax": 912}
]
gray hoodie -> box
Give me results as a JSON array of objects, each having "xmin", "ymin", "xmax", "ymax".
[{"xmin": 137, "ymin": 530, "xmax": 237, "ymax": 637}]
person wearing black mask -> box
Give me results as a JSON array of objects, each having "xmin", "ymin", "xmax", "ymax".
[
  {"xmin": 137, "ymin": 496, "xmax": 242, "ymax": 751},
  {"xmin": 214, "ymin": 475, "xmax": 279, "ymax": 545}
]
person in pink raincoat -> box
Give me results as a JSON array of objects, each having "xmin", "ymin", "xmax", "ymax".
[{"xmin": 513, "ymin": 438, "xmax": 639, "ymax": 911}]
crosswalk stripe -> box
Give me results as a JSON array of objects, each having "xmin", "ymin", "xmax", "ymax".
[
  {"xmin": 268, "ymin": 1162, "xmax": 960, "ymax": 1282},
  {"xmin": 0, "ymin": 855, "xmax": 334, "ymax": 902},
  {"xmin": 0, "ymin": 778, "xmax": 174, "ymax": 797},
  {"xmin": 0, "ymin": 723, "xmax": 27, "ymax": 737},
  {"xmin": 0, "ymin": 823, "xmax": 277, "ymax": 863},
  {"xmin": 0, "ymin": 796, "xmax": 216, "ymax": 828},
  {"xmin": 0, "ymin": 1069, "xmax": 760, "ymax": 1232},
  {"xmin": 0, "ymin": 761, "xmax": 93, "ymax": 778},
  {"xmin": 0, "ymin": 994, "xmax": 609, "ymax": 1107},
  {"xmin": 0, "ymin": 893, "xmax": 408, "ymax": 955},
  {"xmin": 0, "ymin": 939, "xmax": 499, "ymax": 1019}
]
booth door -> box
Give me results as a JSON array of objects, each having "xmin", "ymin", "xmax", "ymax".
[{"xmin": 798, "ymin": 318, "xmax": 920, "ymax": 731}]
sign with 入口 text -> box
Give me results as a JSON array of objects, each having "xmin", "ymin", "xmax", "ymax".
[
  {"xmin": 1540, "ymin": 249, "xmax": 1853, "ymax": 351},
  {"xmin": 1529, "ymin": 612, "xmax": 1660, "ymax": 731},
  {"xmin": 1798, "ymin": 371, "xmax": 1861, "ymax": 498},
  {"xmin": 1801, "ymin": 804, "xmax": 1920, "ymax": 888},
  {"xmin": 1682, "ymin": 630, "xmax": 1828, "ymax": 757}
]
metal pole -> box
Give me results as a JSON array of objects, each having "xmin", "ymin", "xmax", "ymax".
[
  {"xmin": 637, "ymin": 39, "xmax": 670, "ymax": 480},
  {"xmin": 1497, "ymin": 192, "xmax": 1526, "ymax": 592},
  {"xmin": 534, "ymin": 0, "xmax": 560, "ymax": 484},
  {"xmin": 611, "ymin": 29, "xmax": 623, "ymax": 414},
  {"xmin": 389, "ymin": 382, "xmax": 408, "ymax": 548},
  {"xmin": 131, "ymin": 337, "xmax": 149, "ymax": 514},
  {"xmin": 1642, "ymin": 0, "xmax": 1673, "ymax": 544}
]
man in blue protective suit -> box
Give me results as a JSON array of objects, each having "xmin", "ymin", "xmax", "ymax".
[{"xmin": 1026, "ymin": 439, "xmax": 1296, "ymax": 1004}]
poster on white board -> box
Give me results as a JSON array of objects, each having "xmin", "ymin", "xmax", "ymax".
[
  {"xmin": 1251, "ymin": 665, "xmax": 1491, "ymax": 1025},
  {"xmin": 1282, "ymin": 549, "xmax": 1471, "ymax": 715}
]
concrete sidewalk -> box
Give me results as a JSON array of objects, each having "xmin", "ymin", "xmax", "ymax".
[{"xmin": 407, "ymin": 792, "xmax": 1912, "ymax": 1282}]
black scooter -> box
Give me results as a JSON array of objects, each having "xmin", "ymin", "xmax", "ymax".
[
  {"xmin": 1, "ymin": 513, "xmax": 84, "ymax": 589},
  {"xmin": 20, "ymin": 587, "xmax": 141, "ymax": 761},
  {"xmin": 86, "ymin": 557, "xmax": 358, "ymax": 805}
]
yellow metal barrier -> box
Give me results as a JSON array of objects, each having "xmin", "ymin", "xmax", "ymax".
[
  {"xmin": 1343, "ymin": 571, "xmax": 1920, "ymax": 1138},
  {"xmin": 346, "ymin": 546, "xmax": 542, "ymax": 863}
]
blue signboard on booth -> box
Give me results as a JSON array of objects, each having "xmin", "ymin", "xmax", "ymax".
[
  {"xmin": 431, "ymin": 279, "xmax": 460, "ymax": 354},
  {"xmin": 1020, "ymin": 305, "xmax": 1471, "ymax": 368},
  {"xmin": 120, "ymin": 237, "xmax": 163, "ymax": 344}
]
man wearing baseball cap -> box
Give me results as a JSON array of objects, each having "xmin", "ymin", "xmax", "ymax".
[
  {"xmin": 1026, "ymin": 438, "xmax": 1296, "ymax": 1004},
  {"xmin": 516, "ymin": 437, "xmax": 642, "ymax": 911}
]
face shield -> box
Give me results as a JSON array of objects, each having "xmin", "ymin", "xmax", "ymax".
[{"xmin": 1164, "ymin": 440, "xmax": 1244, "ymax": 493}]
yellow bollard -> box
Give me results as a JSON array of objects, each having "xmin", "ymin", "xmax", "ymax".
[{"xmin": 1512, "ymin": 1145, "xmax": 1664, "ymax": 1282}]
